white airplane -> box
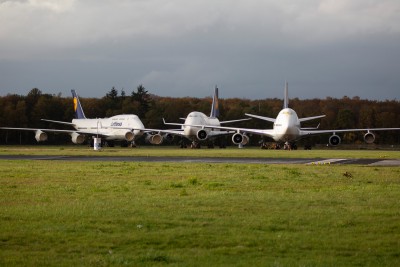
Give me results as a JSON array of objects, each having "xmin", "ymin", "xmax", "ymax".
[
  {"xmin": 0, "ymin": 90, "xmax": 163, "ymax": 146},
  {"xmin": 162, "ymin": 87, "xmax": 250, "ymax": 148},
  {"xmin": 191, "ymin": 83, "xmax": 400, "ymax": 149}
]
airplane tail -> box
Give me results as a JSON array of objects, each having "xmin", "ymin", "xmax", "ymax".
[
  {"xmin": 283, "ymin": 82, "xmax": 289, "ymax": 109},
  {"xmin": 71, "ymin": 89, "xmax": 86, "ymax": 119},
  {"xmin": 210, "ymin": 86, "xmax": 220, "ymax": 118}
]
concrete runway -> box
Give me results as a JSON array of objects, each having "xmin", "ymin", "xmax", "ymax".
[{"xmin": 0, "ymin": 155, "xmax": 399, "ymax": 166}]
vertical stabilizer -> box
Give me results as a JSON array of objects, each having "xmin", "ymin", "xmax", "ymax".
[
  {"xmin": 283, "ymin": 82, "xmax": 289, "ymax": 109},
  {"xmin": 210, "ymin": 86, "xmax": 220, "ymax": 118},
  {"xmin": 71, "ymin": 90, "xmax": 87, "ymax": 119}
]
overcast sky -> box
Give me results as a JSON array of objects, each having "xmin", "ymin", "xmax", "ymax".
[{"xmin": 0, "ymin": 0, "xmax": 399, "ymax": 100}]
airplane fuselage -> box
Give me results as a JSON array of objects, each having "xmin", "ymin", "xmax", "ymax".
[
  {"xmin": 272, "ymin": 108, "xmax": 301, "ymax": 143},
  {"xmin": 183, "ymin": 112, "xmax": 220, "ymax": 141},
  {"xmin": 72, "ymin": 114, "xmax": 144, "ymax": 141}
]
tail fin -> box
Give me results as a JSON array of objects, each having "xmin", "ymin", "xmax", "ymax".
[
  {"xmin": 71, "ymin": 89, "xmax": 86, "ymax": 119},
  {"xmin": 210, "ymin": 86, "xmax": 220, "ymax": 118},
  {"xmin": 283, "ymin": 82, "xmax": 289, "ymax": 109}
]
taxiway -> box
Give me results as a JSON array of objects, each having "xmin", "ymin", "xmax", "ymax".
[{"xmin": 0, "ymin": 155, "xmax": 399, "ymax": 166}]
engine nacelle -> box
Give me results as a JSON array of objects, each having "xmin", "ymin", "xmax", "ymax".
[
  {"xmin": 163, "ymin": 133, "xmax": 174, "ymax": 142},
  {"xmin": 197, "ymin": 129, "xmax": 208, "ymax": 141},
  {"xmin": 364, "ymin": 132, "xmax": 375, "ymax": 144},
  {"xmin": 146, "ymin": 134, "xmax": 163, "ymax": 145},
  {"xmin": 71, "ymin": 132, "xmax": 85, "ymax": 144},
  {"xmin": 232, "ymin": 133, "xmax": 244, "ymax": 145},
  {"xmin": 241, "ymin": 135, "xmax": 250, "ymax": 145},
  {"xmin": 329, "ymin": 134, "xmax": 341, "ymax": 146},
  {"xmin": 35, "ymin": 130, "xmax": 48, "ymax": 142},
  {"xmin": 124, "ymin": 131, "xmax": 135, "ymax": 142}
]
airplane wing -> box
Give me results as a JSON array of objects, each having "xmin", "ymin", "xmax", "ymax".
[
  {"xmin": 176, "ymin": 124, "xmax": 276, "ymax": 138},
  {"xmin": 219, "ymin": 126, "xmax": 275, "ymax": 138},
  {"xmin": 0, "ymin": 126, "xmax": 131, "ymax": 138},
  {"xmin": 206, "ymin": 130, "xmax": 236, "ymax": 137},
  {"xmin": 41, "ymin": 119, "xmax": 75, "ymax": 126},
  {"xmin": 163, "ymin": 119, "xmax": 237, "ymax": 131},
  {"xmin": 300, "ymin": 127, "xmax": 400, "ymax": 136},
  {"xmin": 163, "ymin": 121, "xmax": 238, "ymax": 134},
  {"xmin": 142, "ymin": 127, "xmax": 184, "ymax": 136},
  {"xmin": 0, "ymin": 127, "xmax": 78, "ymax": 134}
]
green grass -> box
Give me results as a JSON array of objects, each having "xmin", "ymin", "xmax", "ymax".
[
  {"xmin": 0, "ymin": 145, "xmax": 400, "ymax": 159},
  {"xmin": 0, "ymin": 160, "xmax": 399, "ymax": 266}
]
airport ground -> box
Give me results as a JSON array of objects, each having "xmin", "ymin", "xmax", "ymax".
[
  {"xmin": 0, "ymin": 146, "xmax": 399, "ymax": 266},
  {"xmin": 1, "ymin": 145, "xmax": 400, "ymax": 165}
]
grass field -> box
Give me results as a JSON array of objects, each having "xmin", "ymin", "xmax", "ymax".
[{"xmin": 0, "ymin": 147, "xmax": 400, "ymax": 266}]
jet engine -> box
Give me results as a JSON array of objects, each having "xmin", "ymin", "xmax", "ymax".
[
  {"xmin": 197, "ymin": 129, "xmax": 208, "ymax": 141},
  {"xmin": 232, "ymin": 133, "xmax": 249, "ymax": 145},
  {"xmin": 364, "ymin": 132, "xmax": 375, "ymax": 144},
  {"xmin": 71, "ymin": 132, "xmax": 85, "ymax": 144},
  {"xmin": 124, "ymin": 131, "xmax": 135, "ymax": 142},
  {"xmin": 163, "ymin": 133, "xmax": 174, "ymax": 142},
  {"xmin": 145, "ymin": 133, "xmax": 174, "ymax": 145},
  {"xmin": 232, "ymin": 133, "xmax": 243, "ymax": 145},
  {"xmin": 241, "ymin": 135, "xmax": 249, "ymax": 145},
  {"xmin": 328, "ymin": 134, "xmax": 341, "ymax": 146},
  {"xmin": 146, "ymin": 133, "xmax": 163, "ymax": 145},
  {"xmin": 150, "ymin": 134, "xmax": 162, "ymax": 145},
  {"xmin": 35, "ymin": 130, "xmax": 48, "ymax": 142}
]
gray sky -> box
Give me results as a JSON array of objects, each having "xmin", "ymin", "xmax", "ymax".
[{"xmin": 1, "ymin": 0, "xmax": 399, "ymax": 100}]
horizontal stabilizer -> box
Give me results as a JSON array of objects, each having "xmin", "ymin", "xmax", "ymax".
[
  {"xmin": 163, "ymin": 118, "xmax": 180, "ymax": 126},
  {"xmin": 301, "ymin": 123, "xmax": 320, "ymax": 130},
  {"xmin": 299, "ymin": 115, "xmax": 326, "ymax": 122},
  {"xmin": 220, "ymin": 118, "xmax": 251, "ymax": 124},
  {"xmin": 245, "ymin": 113, "xmax": 276, "ymax": 123}
]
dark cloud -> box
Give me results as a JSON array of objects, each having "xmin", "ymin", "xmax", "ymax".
[{"xmin": 1, "ymin": 1, "xmax": 399, "ymax": 100}]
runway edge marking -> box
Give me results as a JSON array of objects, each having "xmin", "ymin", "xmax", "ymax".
[{"xmin": 306, "ymin": 159, "xmax": 347, "ymax": 165}]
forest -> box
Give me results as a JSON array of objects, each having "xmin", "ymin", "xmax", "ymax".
[{"xmin": 1, "ymin": 86, "xmax": 400, "ymax": 146}]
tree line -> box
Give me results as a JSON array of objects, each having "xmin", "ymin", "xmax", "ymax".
[{"xmin": 1, "ymin": 86, "xmax": 400, "ymax": 145}]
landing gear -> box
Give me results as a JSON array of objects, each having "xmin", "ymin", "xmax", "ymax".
[
  {"xmin": 105, "ymin": 141, "xmax": 115, "ymax": 147},
  {"xmin": 178, "ymin": 139, "xmax": 187, "ymax": 148},
  {"xmin": 219, "ymin": 140, "xmax": 227, "ymax": 148},
  {"xmin": 283, "ymin": 142, "xmax": 297, "ymax": 150},
  {"xmin": 304, "ymin": 144, "xmax": 312, "ymax": 150},
  {"xmin": 190, "ymin": 141, "xmax": 200, "ymax": 149},
  {"xmin": 180, "ymin": 139, "xmax": 226, "ymax": 149},
  {"xmin": 180, "ymin": 143, "xmax": 187, "ymax": 148},
  {"xmin": 260, "ymin": 141, "xmax": 269, "ymax": 149},
  {"xmin": 259, "ymin": 141, "xmax": 281, "ymax": 149},
  {"xmin": 129, "ymin": 141, "xmax": 137, "ymax": 148}
]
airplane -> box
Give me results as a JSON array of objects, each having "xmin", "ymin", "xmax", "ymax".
[
  {"xmin": 189, "ymin": 82, "xmax": 400, "ymax": 149},
  {"xmin": 0, "ymin": 90, "xmax": 164, "ymax": 146},
  {"xmin": 162, "ymin": 86, "xmax": 250, "ymax": 148}
]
